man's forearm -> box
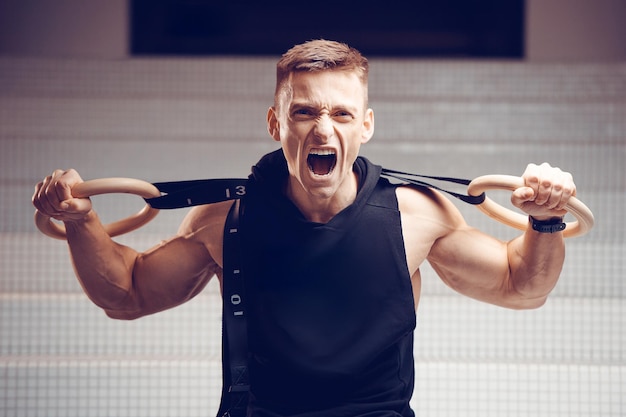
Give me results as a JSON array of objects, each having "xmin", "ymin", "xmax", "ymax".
[
  {"xmin": 507, "ymin": 227, "xmax": 565, "ymax": 305},
  {"xmin": 64, "ymin": 210, "xmax": 139, "ymax": 312}
]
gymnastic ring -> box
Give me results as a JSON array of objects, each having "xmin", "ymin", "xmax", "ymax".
[
  {"xmin": 35, "ymin": 178, "xmax": 161, "ymax": 240},
  {"xmin": 467, "ymin": 175, "xmax": 594, "ymax": 238}
]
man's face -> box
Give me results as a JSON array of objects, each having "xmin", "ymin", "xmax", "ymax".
[{"xmin": 267, "ymin": 70, "xmax": 374, "ymax": 202}]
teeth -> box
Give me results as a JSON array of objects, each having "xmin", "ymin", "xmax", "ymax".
[{"xmin": 309, "ymin": 149, "xmax": 336, "ymax": 156}]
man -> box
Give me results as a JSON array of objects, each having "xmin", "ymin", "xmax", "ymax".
[{"xmin": 32, "ymin": 40, "xmax": 575, "ymax": 416}]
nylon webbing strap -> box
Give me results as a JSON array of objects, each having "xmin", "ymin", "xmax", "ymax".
[
  {"xmin": 381, "ymin": 168, "xmax": 485, "ymax": 205},
  {"xmin": 217, "ymin": 200, "xmax": 249, "ymax": 417},
  {"xmin": 143, "ymin": 171, "xmax": 483, "ymax": 210},
  {"xmin": 145, "ymin": 179, "xmax": 247, "ymax": 209}
]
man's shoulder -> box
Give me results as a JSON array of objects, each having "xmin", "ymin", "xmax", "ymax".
[
  {"xmin": 396, "ymin": 184, "xmax": 462, "ymax": 224},
  {"xmin": 178, "ymin": 199, "xmax": 235, "ymax": 237}
]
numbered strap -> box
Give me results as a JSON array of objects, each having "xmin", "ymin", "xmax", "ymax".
[
  {"xmin": 144, "ymin": 171, "xmax": 483, "ymax": 210},
  {"xmin": 217, "ymin": 200, "xmax": 250, "ymax": 417},
  {"xmin": 145, "ymin": 179, "xmax": 248, "ymax": 209}
]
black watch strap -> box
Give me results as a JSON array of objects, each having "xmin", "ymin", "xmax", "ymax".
[{"xmin": 529, "ymin": 216, "xmax": 566, "ymax": 233}]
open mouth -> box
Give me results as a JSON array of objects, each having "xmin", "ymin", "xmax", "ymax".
[{"xmin": 307, "ymin": 149, "xmax": 337, "ymax": 176}]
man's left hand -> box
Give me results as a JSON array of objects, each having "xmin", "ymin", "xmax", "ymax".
[{"xmin": 511, "ymin": 162, "xmax": 576, "ymax": 221}]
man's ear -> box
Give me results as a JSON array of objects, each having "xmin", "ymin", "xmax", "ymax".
[
  {"xmin": 267, "ymin": 107, "xmax": 281, "ymax": 142},
  {"xmin": 361, "ymin": 108, "xmax": 375, "ymax": 144}
]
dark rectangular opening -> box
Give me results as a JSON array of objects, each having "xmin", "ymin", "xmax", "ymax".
[{"xmin": 131, "ymin": 0, "xmax": 525, "ymax": 58}]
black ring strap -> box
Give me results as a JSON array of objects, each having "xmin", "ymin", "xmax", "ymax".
[
  {"xmin": 380, "ymin": 168, "xmax": 485, "ymax": 205},
  {"xmin": 144, "ymin": 171, "xmax": 484, "ymax": 210},
  {"xmin": 146, "ymin": 179, "xmax": 248, "ymax": 209},
  {"xmin": 216, "ymin": 200, "xmax": 249, "ymax": 417}
]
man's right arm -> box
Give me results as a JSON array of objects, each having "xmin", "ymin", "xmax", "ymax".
[{"xmin": 33, "ymin": 169, "xmax": 222, "ymax": 319}]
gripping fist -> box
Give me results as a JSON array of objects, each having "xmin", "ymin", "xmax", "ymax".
[
  {"xmin": 32, "ymin": 169, "xmax": 93, "ymax": 222},
  {"xmin": 511, "ymin": 163, "xmax": 576, "ymax": 220}
]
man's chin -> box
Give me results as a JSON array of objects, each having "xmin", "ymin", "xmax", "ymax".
[{"xmin": 289, "ymin": 173, "xmax": 339, "ymax": 201}]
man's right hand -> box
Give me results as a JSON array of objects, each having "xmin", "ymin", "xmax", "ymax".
[{"xmin": 32, "ymin": 169, "xmax": 93, "ymax": 222}]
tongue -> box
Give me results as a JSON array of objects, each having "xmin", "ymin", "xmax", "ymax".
[{"xmin": 308, "ymin": 154, "xmax": 335, "ymax": 175}]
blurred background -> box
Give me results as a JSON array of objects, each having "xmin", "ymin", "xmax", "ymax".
[{"xmin": 0, "ymin": 1, "xmax": 624, "ymax": 416}]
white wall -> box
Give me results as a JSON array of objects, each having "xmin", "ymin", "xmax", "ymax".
[{"xmin": 0, "ymin": 0, "xmax": 625, "ymax": 61}]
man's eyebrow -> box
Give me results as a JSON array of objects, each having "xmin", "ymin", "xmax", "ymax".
[
  {"xmin": 289, "ymin": 102, "xmax": 359, "ymax": 112},
  {"xmin": 289, "ymin": 102, "xmax": 311, "ymax": 109}
]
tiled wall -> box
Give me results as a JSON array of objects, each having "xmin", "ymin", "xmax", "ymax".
[{"xmin": 1, "ymin": 57, "xmax": 624, "ymax": 416}]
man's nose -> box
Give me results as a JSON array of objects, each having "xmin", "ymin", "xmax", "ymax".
[{"xmin": 313, "ymin": 115, "xmax": 334, "ymax": 141}]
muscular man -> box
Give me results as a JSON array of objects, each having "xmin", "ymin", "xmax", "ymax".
[{"xmin": 32, "ymin": 40, "xmax": 575, "ymax": 417}]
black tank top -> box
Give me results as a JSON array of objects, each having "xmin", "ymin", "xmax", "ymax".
[{"xmin": 241, "ymin": 150, "xmax": 416, "ymax": 416}]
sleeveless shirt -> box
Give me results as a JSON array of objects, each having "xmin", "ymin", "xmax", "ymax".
[{"xmin": 240, "ymin": 149, "xmax": 416, "ymax": 417}]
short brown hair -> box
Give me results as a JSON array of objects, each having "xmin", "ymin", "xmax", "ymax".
[{"xmin": 274, "ymin": 39, "xmax": 369, "ymax": 108}]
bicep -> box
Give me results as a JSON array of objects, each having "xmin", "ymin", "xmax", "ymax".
[
  {"xmin": 400, "ymin": 185, "xmax": 518, "ymax": 307},
  {"xmin": 418, "ymin": 192, "xmax": 517, "ymax": 306},
  {"xmin": 132, "ymin": 234, "xmax": 218, "ymax": 311},
  {"xmin": 427, "ymin": 226, "xmax": 512, "ymax": 302},
  {"xmin": 111, "ymin": 205, "xmax": 225, "ymax": 318}
]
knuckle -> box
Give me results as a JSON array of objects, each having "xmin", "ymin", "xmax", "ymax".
[{"xmin": 54, "ymin": 179, "xmax": 67, "ymax": 193}]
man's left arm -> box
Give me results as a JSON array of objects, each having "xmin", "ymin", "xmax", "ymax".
[
  {"xmin": 505, "ymin": 162, "xmax": 574, "ymax": 306},
  {"xmin": 426, "ymin": 162, "xmax": 574, "ymax": 309}
]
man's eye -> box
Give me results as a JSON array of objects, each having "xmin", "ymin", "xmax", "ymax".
[
  {"xmin": 334, "ymin": 111, "xmax": 354, "ymax": 121},
  {"xmin": 292, "ymin": 109, "xmax": 314, "ymax": 118}
]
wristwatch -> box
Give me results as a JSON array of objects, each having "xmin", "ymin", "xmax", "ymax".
[{"xmin": 529, "ymin": 216, "xmax": 566, "ymax": 233}]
